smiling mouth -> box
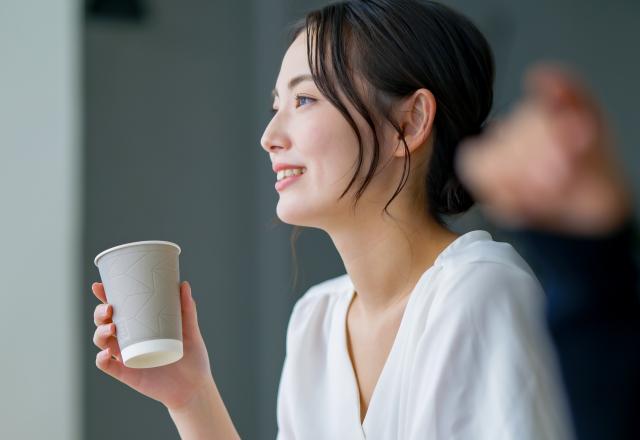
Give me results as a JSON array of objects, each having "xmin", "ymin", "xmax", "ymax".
[
  {"xmin": 274, "ymin": 168, "xmax": 306, "ymax": 191},
  {"xmin": 276, "ymin": 167, "xmax": 306, "ymax": 181}
]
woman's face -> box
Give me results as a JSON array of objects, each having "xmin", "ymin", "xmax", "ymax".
[{"xmin": 261, "ymin": 33, "xmax": 397, "ymax": 228}]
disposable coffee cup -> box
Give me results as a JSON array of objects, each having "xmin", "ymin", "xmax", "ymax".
[{"xmin": 94, "ymin": 240, "xmax": 183, "ymax": 368}]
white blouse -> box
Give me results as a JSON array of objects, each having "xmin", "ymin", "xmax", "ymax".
[{"xmin": 275, "ymin": 230, "xmax": 574, "ymax": 440}]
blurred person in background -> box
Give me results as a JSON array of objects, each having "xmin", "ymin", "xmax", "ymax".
[{"xmin": 456, "ymin": 64, "xmax": 640, "ymax": 440}]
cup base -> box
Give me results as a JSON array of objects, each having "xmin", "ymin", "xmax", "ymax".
[{"xmin": 121, "ymin": 339, "xmax": 183, "ymax": 369}]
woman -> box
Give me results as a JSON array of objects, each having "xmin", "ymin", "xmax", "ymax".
[{"xmin": 92, "ymin": 1, "xmax": 573, "ymax": 438}]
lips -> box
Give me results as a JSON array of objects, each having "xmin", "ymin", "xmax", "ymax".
[
  {"xmin": 272, "ymin": 162, "xmax": 306, "ymax": 173},
  {"xmin": 275, "ymin": 170, "xmax": 304, "ymax": 192}
]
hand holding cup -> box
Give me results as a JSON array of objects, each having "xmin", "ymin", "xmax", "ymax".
[{"xmin": 92, "ymin": 241, "xmax": 215, "ymax": 411}]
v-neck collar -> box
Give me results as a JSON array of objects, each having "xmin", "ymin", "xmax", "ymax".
[
  {"xmin": 340, "ymin": 259, "xmax": 436, "ymax": 433},
  {"xmin": 339, "ymin": 230, "xmax": 493, "ymax": 434}
]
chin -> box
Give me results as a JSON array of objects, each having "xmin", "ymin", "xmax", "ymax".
[
  {"xmin": 275, "ymin": 197, "xmax": 327, "ymax": 228},
  {"xmin": 276, "ymin": 200, "xmax": 310, "ymax": 226}
]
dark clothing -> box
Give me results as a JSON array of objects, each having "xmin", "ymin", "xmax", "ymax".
[{"xmin": 510, "ymin": 221, "xmax": 640, "ymax": 440}]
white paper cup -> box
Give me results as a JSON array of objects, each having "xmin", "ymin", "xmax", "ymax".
[{"xmin": 94, "ymin": 240, "xmax": 183, "ymax": 368}]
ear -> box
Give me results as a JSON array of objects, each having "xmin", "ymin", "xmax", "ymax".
[{"xmin": 392, "ymin": 88, "xmax": 436, "ymax": 157}]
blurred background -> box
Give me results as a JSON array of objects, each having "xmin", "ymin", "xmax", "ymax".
[{"xmin": 1, "ymin": 0, "xmax": 638, "ymax": 438}]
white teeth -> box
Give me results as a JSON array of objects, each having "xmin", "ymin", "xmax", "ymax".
[{"xmin": 277, "ymin": 168, "xmax": 306, "ymax": 181}]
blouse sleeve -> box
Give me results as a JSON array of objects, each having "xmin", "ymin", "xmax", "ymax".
[
  {"xmin": 405, "ymin": 261, "xmax": 575, "ymax": 440},
  {"xmin": 275, "ymin": 297, "xmax": 304, "ymax": 440},
  {"xmin": 275, "ymin": 288, "xmax": 324, "ymax": 440}
]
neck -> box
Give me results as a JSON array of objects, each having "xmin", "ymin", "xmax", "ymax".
[{"xmin": 327, "ymin": 208, "xmax": 458, "ymax": 317}]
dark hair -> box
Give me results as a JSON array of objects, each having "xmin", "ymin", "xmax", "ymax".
[
  {"xmin": 290, "ymin": 0, "xmax": 494, "ymax": 222},
  {"xmin": 282, "ymin": 0, "xmax": 495, "ymax": 290}
]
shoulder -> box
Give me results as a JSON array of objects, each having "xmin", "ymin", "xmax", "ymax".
[
  {"xmin": 285, "ymin": 273, "xmax": 351, "ymax": 346},
  {"xmin": 437, "ymin": 230, "xmax": 536, "ymax": 276},
  {"xmin": 430, "ymin": 230, "xmax": 545, "ymax": 316},
  {"xmin": 405, "ymin": 232, "xmax": 573, "ymax": 440},
  {"xmin": 291, "ymin": 273, "xmax": 351, "ymax": 317},
  {"xmin": 408, "ymin": 232, "xmax": 554, "ymax": 369}
]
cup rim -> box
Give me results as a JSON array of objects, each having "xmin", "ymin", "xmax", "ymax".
[{"xmin": 94, "ymin": 240, "xmax": 181, "ymax": 267}]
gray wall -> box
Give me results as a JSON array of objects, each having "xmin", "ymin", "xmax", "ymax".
[
  {"xmin": 83, "ymin": 1, "xmax": 639, "ymax": 439},
  {"xmin": 0, "ymin": 1, "xmax": 81, "ymax": 439}
]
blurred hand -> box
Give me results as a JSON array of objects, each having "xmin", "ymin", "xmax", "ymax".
[
  {"xmin": 92, "ymin": 280, "xmax": 215, "ymax": 411},
  {"xmin": 456, "ymin": 63, "xmax": 632, "ymax": 235}
]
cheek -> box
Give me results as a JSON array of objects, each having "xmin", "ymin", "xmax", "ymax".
[{"xmin": 300, "ymin": 116, "xmax": 361, "ymax": 187}]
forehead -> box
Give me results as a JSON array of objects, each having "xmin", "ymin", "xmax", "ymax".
[{"xmin": 275, "ymin": 33, "xmax": 310, "ymax": 88}]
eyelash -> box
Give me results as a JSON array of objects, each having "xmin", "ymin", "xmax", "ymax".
[
  {"xmin": 270, "ymin": 94, "xmax": 316, "ymax": 115},
  {"xmin": 295, "ymin": 94, "xmax": 315, "ymax": 107}
]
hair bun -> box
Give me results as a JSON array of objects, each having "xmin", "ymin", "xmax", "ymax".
[
  {"xmin": 440, "ymin": 177, "xmax": 474, "ymax": 215},
  {"xmin": 469, "ymin": 119, "xmax": 489, "ymax": 137}
]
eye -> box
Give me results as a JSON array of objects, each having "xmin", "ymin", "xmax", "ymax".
[{"xmin": 295, "ymin": 94, "xmax": 316, "ymax": 108}]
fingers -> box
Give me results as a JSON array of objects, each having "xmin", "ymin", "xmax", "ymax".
[
  {"xmin": 93, "ymin": 303, "xmax": 112, "ymax": 326},
  {"xmin": 96, "ymin": 348, "xmax": 141, "ymax": 386},
  {"xmin": 92, "ymin": 282, "xmax": 108, "ymax": 303},
  {"xmin": 523, "ymin": 63, "xmax": 596, "ymax": 118},
  {"xmin": 93, "ymin": 322, "xmax": 115, "ymax": 348},
  {"xmin": 524, "ymin": 63, "xmax": 600, "ymax": 148},
  {"xmin": 92, "ymin": 282, "xmax": 119, "ymax": 356},
  {"xmin": 92, "ymin": 320, "xmax": 122, "ymax": 354},
  {"xmin": 524, "ymin": 64, "xmax": 571, "ymax": 108},
  {"xmin": 524, "ymin": 63, "xmax": 586, "ymax": 109},
  {"xmin": 93, "ymin": 282, "xmax": 140, "ymax": 384}
]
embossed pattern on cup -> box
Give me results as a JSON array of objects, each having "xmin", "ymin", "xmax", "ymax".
[{"xmin": 94, "ymin": 241, "xmax": 182, "ymax": 367}]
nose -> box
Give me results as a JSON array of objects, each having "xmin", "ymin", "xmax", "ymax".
[{"xmin": 260, "ymin": 112, "xmax": 291, "ymax": 154}]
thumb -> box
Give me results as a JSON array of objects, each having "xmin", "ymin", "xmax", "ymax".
[
  {"xmin": 524, "ymin": 63, "xmax": 599, "ymax": 154},
  {"xmin": 180, "ymin": 281, "xmax": 201, "ymax": 336},
  {"xmin": 524, "ymin": 63, "xmax": 581, "ymax": 109}
]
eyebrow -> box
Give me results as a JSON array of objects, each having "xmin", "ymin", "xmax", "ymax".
[{"xmin": 271, "ymin": 74, "xmax": 314, "ymax": 99}]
